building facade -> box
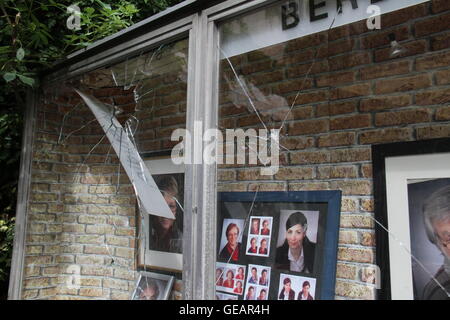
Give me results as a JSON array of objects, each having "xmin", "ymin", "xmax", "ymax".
[{"xmin": 9, "ymin": 0, "xmax": 450, "ymax": 300}]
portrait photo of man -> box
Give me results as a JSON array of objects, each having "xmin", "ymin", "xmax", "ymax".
[{"xmin": 408, "ymin": 179, "xmax": 450, "ymax": 300}]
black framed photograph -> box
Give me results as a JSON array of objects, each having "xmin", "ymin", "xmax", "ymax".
[
  {"xmin": 216, "ymin": 190, "xmax": 341, "ymax": 300},
  {"xmin": 137, "ymin": 155, "xmax": 184, "ymax": 272},
  {"xmin": 131, "ymin": 271, "xmax": 175, "ymax": 300},
  {"xmin": 372, "ymin": 138, "xmax": 450, "ymax": 300}
]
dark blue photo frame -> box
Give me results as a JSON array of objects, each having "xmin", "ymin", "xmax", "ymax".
[{"xmin": 217, "ymin": 190, "xmax": 341, "ymax": 300}]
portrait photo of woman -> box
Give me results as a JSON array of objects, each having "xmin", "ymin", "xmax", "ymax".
[
  {"xmin": 233, "ymin": 280, "xmax": 243, "ymax": 294},
  {"xmin": 236, "ymin": 267, "xmax": 245, "ymax": 280},
  {"xmin": 149, "ymin": 175, "xmax": 184, "ymax": 254},
  {"xmin": 250, "ymin": 218, "xmax": 260, "ymax": 235},
  {"xmin": 275, "ymin": 211, "xmax": 319, "ymax": 273},
  {"xmin": 258, "ymin": 238, "xmax": 268, "ymax": 255},
  {"xmin": 261, "ymin": 219, "xmax": 271, "ymax": 235},
  {"xmin": 257, "ymin": 288, "xmax": 267, "ymax": 300},
  {"xmin": 247, "ymin": 237, "xmax": 258, "ymax": 254},
  {"xmin": 298, "ymin": 280, "xmax": 314, "ymax": 300},
  {"xmin": 223, "ymin": 270, "xmax": 235, "ymax": 289},
  {"xmin": 218, "ymin": 219, "xmax": 244, "ymax": 262},
  {"xmin": 278, "ymin": 277, "xmax": 295, "ymax": 300},
  {"xmin": 215, "ymin": 268, "xmax": 224, "ymax": 287},
  {"xmin": 259, "ymin": 269, "xmax": 269, "ymax": 286},
  {"xmin": 245, "ymin": 286, "xmax": 256, "ymax": 300}
]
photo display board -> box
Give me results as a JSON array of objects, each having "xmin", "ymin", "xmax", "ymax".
[{"xmin": 215, "ymin": 191, "xmax": 341, "ymax": 300}]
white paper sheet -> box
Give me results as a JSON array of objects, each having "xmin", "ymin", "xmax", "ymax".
[{"xmin": 75, "ymin": 89, "xmax": 174, "ymax": 219}]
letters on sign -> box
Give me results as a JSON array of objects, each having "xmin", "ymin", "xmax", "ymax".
[{"xmin": 281, "ymin": 0, "xmax": 386, "ymax": 30}]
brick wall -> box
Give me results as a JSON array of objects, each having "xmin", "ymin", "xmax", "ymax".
[
  {"xmin": 22, "ymin": 39, "xmax": 188, "ymax": 299},
  {"xmin": 217, "ymin": 1, "xmax": 450, "ymax": 299}
]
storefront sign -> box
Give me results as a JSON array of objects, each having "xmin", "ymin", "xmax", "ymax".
[{"xmin": 220, "ymin": 0, "xmax": 429, "ymax": 58}]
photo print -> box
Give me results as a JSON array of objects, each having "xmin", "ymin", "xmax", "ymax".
[
  {"xmin": 131, "ymin": 272, "xmax": 174, "ymax": 300},
  {"xmin": 215, "ymin": 262, "xmax": 246, "ymax": 296},
  {"xmin": 218, "ymin": 218, "xmax": 245, "ymax": 262},
  {"xmin": 275, "ymin": 210, "xmax": 320, "ymax": 274},
  {"xmin": 216, "ymin": 292, "xmax": 238, "ymax": 300},
  {"xmin": 407, "ymin": 178, "xmax": 450, "ymax": 300},
  {"xmin": 246, "ymin": 216, "xmax": 273, "ymax": 257},
  {"xmin": 218, "ymin": 191, "xmax": 342, "ymax": 300},
  {"xmin": 138, "ymin": 157, "xmax": 184, "ymax": 271},
  {"xmin": 245, "ymin": 264, "xmax": 271, "ymax": 300},
  {"xmin": 278, "ymin": 273, "xmax": 317, "ymax": 301}
]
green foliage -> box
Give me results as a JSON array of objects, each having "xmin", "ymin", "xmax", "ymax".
[
  {"xmin": 0, "ymin": 110, "xmax": 20, "ymax": 299},
  {"xmin": 0, "ymin": 217, "xmax": 14, "ymax": 283},
  {"xmin": 0, "ymin": 0, "xmax": 183, "ymax": 90},
  {"xmin": 64, "ymin": 0, "xmax": 139, "ymax": 48},
  {"xmin": 0, "ymin": 111, "xmax": 22, "ymax": 207}
]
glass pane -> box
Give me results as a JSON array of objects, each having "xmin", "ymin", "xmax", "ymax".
[
  {"xmin": 24, "ymin": 38, "xmax": 188, "ymax": 300},
  {"xmin": 216, "ymin": 0, "xmax": 449, "ymax": 300}
]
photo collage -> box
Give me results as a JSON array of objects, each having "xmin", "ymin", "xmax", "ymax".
[
  {"xmin": 246, "ymin": 216, "xmax": 273, "ymax": 257},
  {"xmin": 244, "ymin": 264, "xmax": 271, "ymax": 300},
  {"xmin": 278, "ymin": 273, "xmax": 316, "ymax": 300},
  {"xmin": 215, "ymin": 262, "xmax": 246, "ymax": 296},
  {"xmin": 216, "ymin": 205, "xmax": 322, "ymax": 300}
]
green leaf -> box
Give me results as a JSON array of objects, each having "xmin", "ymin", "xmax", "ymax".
[
  {"xmin": 16, "ymin": 48, "xmax": 25, "ymax": 61},
  {"xmin": 0, "ymin": 46, "xmax": 11, "ymax": 53},
  {"xmin": 3, "ymin": 72, "xmax": 16, "ymax": 82},
  {"xmin": 85, "ymin": 7, "xmax": 95, "ymax": 15},
  {"xmin": 17, "ymin": 74, "xmax": 35, "ymax": 86}
]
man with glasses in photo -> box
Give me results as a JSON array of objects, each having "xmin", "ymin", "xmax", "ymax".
[{"xmin": 422, "ymin": 185, "xmax": 450, "ymax": 300}]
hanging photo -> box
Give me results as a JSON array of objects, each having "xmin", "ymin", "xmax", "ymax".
[
  {"xmin": 137, "ymin": 156, "xmax": 184, "ymax": 272},
  {"xmin": 407, "ymin": 178, "xmax": 450, "ymax": 300},
  {"xmin": 373, "ymin": 138, "xmax": 450, "ymax": 300},
  {"xmin": 215, "ymin": 262, "xmax": 246, "ymax": 296},
  {"xmin": 275, "ymin": 210, "xmax": 319, "ymax": 274},
  {"xmin": 217, "ymin": 191, "xmax": 341, "ymax": 300},
  {"xmin": 278, "ymin": 273, "xmax": 316, "ymax": 301},
  {"xmin": 217, "ymin": 219, "xmax": 245, "ymax": 263},
  {"xmin": 131, "ymin": 271, "xmax": 174, "ymax": 300},
  {"xmin": 246, "ymin": 216, "xmax": 273, "ymax": 258},
  {"xmin": 245, "ymin": 264, "xmax": 271, "ymax": 300}
]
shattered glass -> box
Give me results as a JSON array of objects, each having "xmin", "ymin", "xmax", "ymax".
[
  {"xmin": 215, "ymin": 2, "xmax": 450, "ymax": 300},
  {"xmin": 30, "ymin": 38, "xmax": 189, "ymax": 299}
]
